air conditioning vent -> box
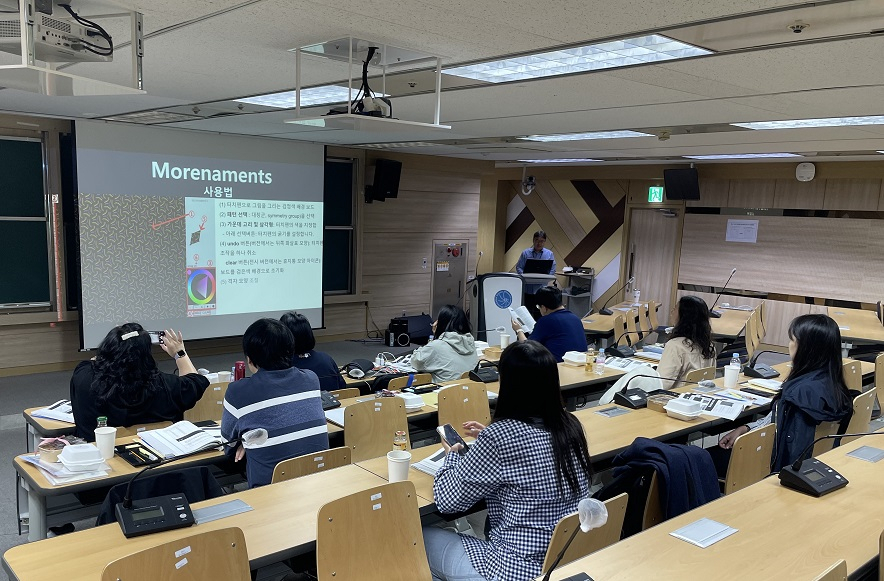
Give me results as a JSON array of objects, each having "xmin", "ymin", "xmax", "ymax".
[{"xmin": 41, "ymin": 15, "xmax": 71, "ymax": 34}]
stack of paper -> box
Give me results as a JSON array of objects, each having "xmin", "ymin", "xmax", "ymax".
[
  {"xmin": 20, "ymin": 454, "xmax": 108, "ymax": 485},
  {"xmin": 606, "ymin": 357, "xmax": 652, "ymax": 372},
  {"xmin": 670, "ymin": 518, "xmax": 738, "ymax": 548},
  {"xmin": 31, "ymin": 400, "xmax": 75, "ymax": 424},
  {"xmin": 633, "ymin": 351, "xmax": 663, "ymax": 362},
  {"xmin": 139, "ymin": 421, "xmax": 221, "ymax": 459},
  {"xmin": 679, "ymin": 393, "xmax": 745, "ymax": 421},
  {"xmin": 747, "ymin": 378, "xmax": 783, "ymax": 391},
  {"xmin": 412, "ymin": 447, "xmax": 448, "ymax": 476}
]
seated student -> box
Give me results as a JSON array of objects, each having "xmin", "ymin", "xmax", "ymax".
[
  {"xmin": 70, "ymin": 323, "xmax": 209, "ymax": 441},
  {"xmin": 657, "ymin": 295, "xmax": 716, "ymax": 389},
  {"xmin": 713, "ymin": 314, "xmax": 854, "ymax": 474},
  {"xmin": 221, "ymin": 318, "xmax": 329, "ymax": 488},
  {"xmin": 512, "ymin": 286, "xmax": 587, "ymax": 362},
  {"xmin": 411, "ymin": 305, "xmax": 479, "ymax": 383},
  {"xmin": 280, "ymin": 311, "xmax": 346, "ymax": 392},
  {"xmin": 423, "ymin": 341, "xmax": 592, "ymax": 581}
]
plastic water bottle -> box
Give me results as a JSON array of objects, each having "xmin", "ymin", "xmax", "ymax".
[
  {"xmin": 730, "ymin": 353, "xmax": 741, "ymax": 368},
  {"xmin": 595, "ymin": 349, "xmax": 606, "ymax": 375}
]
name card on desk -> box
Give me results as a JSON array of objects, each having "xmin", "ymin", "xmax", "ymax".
[{"xmin": 670, "ymin": 518, "xmax": 738, "ymax": 548}]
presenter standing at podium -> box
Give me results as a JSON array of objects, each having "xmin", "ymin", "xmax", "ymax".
[{"xmin": 516, "ymin": 230, "xmax": 556, "ymax": 319}]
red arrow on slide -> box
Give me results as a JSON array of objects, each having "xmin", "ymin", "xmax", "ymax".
[{"xmin": 151, "ymin": 214, "xmax": 188, "ymax": 230}]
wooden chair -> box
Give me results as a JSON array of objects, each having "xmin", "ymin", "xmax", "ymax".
[
  {"xmin": 812, "ymin": 421, "xmax": 841, "ymax": 456},
  {"xmin": 436, "ymin": 381, "xmax": 491, "ymax": 431},
  {"xmin": 387, "ymin": 373, "xmax": 433, "ymax": 391},
  {"xmin": 721, "ymin": 423, "xmax": 776, "ymax": 494},
  {"xmin": 812, "ymin": 559, "xmax": 846, "ymax": 581},
  {"xmin": 541, "ymin": 493, "xmax": 628, "ymax": 573},
  {"xmin": 685, "ymin": 366, "xmax": 715, "ymax": 383},
  {"xmin": 757, "ymin": 301, "xmax": 767, "ymax": 338},
  {"xmin": 647, "ymin": 300, "xmax": 662, "ymax": 331},
  {"xmin": 625, "ymin": 309, "xmax": 642, "ymax": 346},
  {"xmin": 344, "ymin": 399, "xmax": 410, "ymax": 462},
  {"xmin": 329, "ymin": 387, "xmax": 360, "ymax": 400},
  {"xmin": 101, "ymin": 527, "xmax": 250, "ymax": 581},
  {"xmin": 316, "ymin": 481, "xmax": 430, "ymax": 581},
  {"xmin": 459, "ymin": 371, "xmax": 471, "ymax": 379},
  {"xmin": 745, "ymin": 310, "xmax": 761, "ymax": 359},
  {"xmin": 116, "ymin": 421, "xmax": 172, "ymax": 437},
  {"xmin": 612, "ymin": 315, "xmax": 627, "ymax": 347},
  {"xmin": 271, "ymin": 446, "xmax": 351, "ymax": 484},
  {"xmin": 641, "ymin": 471, "xmax": 663, "ymax": 531},
  {"xmin": 841, "ymin": 387, "xmax": 877, "ymax": 445},
  {"xmin": 842, "ymin": 360, "xmax": 862, "ymax": 393},
  {"xmin": 183, "ymin": 381, "xmax": 229, "ymax": 423}
]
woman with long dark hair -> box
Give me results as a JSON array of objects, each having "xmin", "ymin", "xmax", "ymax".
[
  {"xmin": 412, "ymin": 304, "xmax": 478, "ymax": 383},
  {"xmin": 280, "ymin": 311, "xmax": 346, "ymax": 391},
  {"xmin": 657, "ymin": 295, "xmax": 716, "ymax": 388},
  {"xmin": 423, "ymin": 341, "xmax": 592, "ymax": 581},
  {"xmin": 717, "ymin": 314, "xmax": 854, "ymax": 471},
  {"xmin": 70, "ymin": 323, "xmax": 209, "ymax": 440}
]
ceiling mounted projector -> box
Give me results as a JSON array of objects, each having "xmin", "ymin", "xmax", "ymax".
[{"xmin": 0, "ymin": 9, "xmax": 112, "ymax": 63}]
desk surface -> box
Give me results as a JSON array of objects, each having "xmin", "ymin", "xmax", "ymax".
[
  {"xmin": 710, "ymin": 307, "xmax": 753, "ymax": 339},
  {"xmin": 582, "ymin": 302, "xmax": 650, "ymax": 334},
  {"xmin": 827, "ymin": 306, "xmax": 884, "ymax": 343},
  {"xmin": 545, "ymin": 433, "xmax": 884, "ymax": 580},
  {"xmin": 3, "ymin": 464, "xmax": 409, "ymax": 581}
]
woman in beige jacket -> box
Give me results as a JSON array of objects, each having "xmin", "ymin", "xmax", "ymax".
[{"xmin": 657, "ymin": 296, "xmax": 716, "ymax": 389}]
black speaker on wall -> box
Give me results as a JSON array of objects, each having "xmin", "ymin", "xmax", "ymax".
[
  {"xmin": 366, "ymin": 158, "xmax": 402, "ymax": 203},
  {"xmin": 663, "ymin": 168, "xmax": 701, "ymax": 200}
]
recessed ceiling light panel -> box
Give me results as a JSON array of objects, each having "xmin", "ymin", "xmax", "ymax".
[
  {"xmin": 518, "ymin": 158, "xmax": 603, "ymax": 163},
  {"xmin": 683, "ymin": 153, "xmax": 801, "ymax": 159},
  {"xmin": 519, "ymin": 130, "xmax": 653, "ymax": 142},
  {"xmin": 732, "ymin": 116, "xmax": 884, "ymax": 130},
  {"xmin": 235, "ymin": 85, "xmax": 387, "ymax": 109}
]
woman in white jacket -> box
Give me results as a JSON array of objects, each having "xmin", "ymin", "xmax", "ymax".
[{"xmin": 412, "ymin": 305, "xmax": 479, "ymax": 383}]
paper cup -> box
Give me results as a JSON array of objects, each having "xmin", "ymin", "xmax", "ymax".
[
  {"xmin": 94, "ymin": 426, "xmax": 118, "ymax": 460},
  {"xmin": 387, "ymin": 450, "xmax": 412, "ymax": 482},
  {"xmin": 499, "ymin": 334, "xmax": 511, "ymax": 348},
  {"xmin": 723, "ymin": 365, "xmax": 740, "ymax": 389},
  {"xmin": 218, "ymin": 371, "xmax": 231, "ymax": 382}
]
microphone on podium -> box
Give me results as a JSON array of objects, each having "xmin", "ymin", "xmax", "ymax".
[{"xmin": 541, "ymin": 498, "xmax": 608, "ymax": 581}]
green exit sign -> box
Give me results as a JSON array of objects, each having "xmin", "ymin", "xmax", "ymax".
[{"xmin": 648, "ymin": 186, "xmax": 664, "ymax": 203}]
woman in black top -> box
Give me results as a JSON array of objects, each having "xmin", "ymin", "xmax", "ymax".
[
  {"xmin": 280, "ymin": 311, "xmax": 346, "ymax": 391},
  {"xmin": 70, "ymin": 323, "xmax": 209, "ymax": 441}
]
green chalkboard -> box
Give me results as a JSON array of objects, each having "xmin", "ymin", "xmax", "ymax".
[{"xmin": 0, "ymin": 137, "xmax": 49, "ymax": 305}]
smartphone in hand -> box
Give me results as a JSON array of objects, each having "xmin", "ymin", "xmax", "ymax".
[{"xmin": 437, "ymin": 423, "xmax": 468, "ymax": 455}]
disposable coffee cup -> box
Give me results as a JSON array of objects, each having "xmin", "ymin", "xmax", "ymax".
[
  {"xmin": 387, "ymin": 450, "xmax": 412, "ymax": 482},
  {"xmin": 724, "ymin": 365, "xmax": 740, "ymax": 389},
  {"xmin": 94, "ymin": 426, "xmax": 118, "ymax": 460},
  {"xmin": 218, "ymin": 371, "xmax": 231, "ymax": 382},
  {"xmin": 499, "ymin": 334, "xmax": 511, "ymax": 348}
]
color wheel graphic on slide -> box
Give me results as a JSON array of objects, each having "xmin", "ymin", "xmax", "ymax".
[{"xmin": 187, "ymin": 268, "xmax": 216, "ymax": 305}]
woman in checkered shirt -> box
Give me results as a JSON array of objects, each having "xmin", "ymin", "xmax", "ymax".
[{"xmin": 423, "ymin": 340, "xmax": 593, "ymax": 581}]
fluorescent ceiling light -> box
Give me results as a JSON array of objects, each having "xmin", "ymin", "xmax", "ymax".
[
  {"xmin": 878, "ymin": 151, "xmax": 884, "ymax": 154},
  {"xmin": 359, "ymin": 142, "xmax": 438, "ymax": 148},
  {"xmin": 443, "ymin": 34, "xmax": 711, "ymax": 83},
  {"xmin": 520, "ymin": 130, "xmax": 652, "ymax": 142},
  {"xmin": 683, "ymin": 153, "xmax": 801, "ymax": 159},
  {"xmin": 518, "ymin": 158, "xmax": 603, "ymax": 163},
  {"xmin": 235, "ymin": 85, "xmax": 387, "ymax": 109},
  {"xmin": 733, "ymin": 116, "xmax": 884, "ymax": 130}
]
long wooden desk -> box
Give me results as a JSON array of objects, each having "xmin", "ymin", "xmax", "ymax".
[
  {"xmin": 3, "ymin": 464, "xmax": 416, "ymax": 581},
  {"xmin": 582, "ymin": 301, "xmax": 652, "ymax": 338},
  {"xmin": 710, "ymin": 307, "xmax": 753, "ymax": 340},
  {"xmin": 828, "ymin": 306, "xmax": 884, "ymax": 345},
  {"xmin": 544, "ymin": 432, "xmax": 884, "ymax": 580}
]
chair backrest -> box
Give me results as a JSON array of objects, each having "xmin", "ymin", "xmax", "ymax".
[
  {"xmin": 637, "ymin": 303, "xmax": 649, "ymax": 335},
  {"xmin": 329, "ymin": 387, "xmax": 361, "ymax": 400},
  {"xmin": 745, "ymin": 310, "xmax": 761, "ymax": 358},
  {"xmin": 757, "ymin": 301, "xmax": 767, "ymax": 337},
  {"xmin": 387, "ymin": 373, "xmax": 433, "ymax": 391},
  {"xmin": 344, "ymin": 399, "xmax": 410, "ymax": 462},
  {"xmin": 271, "ymin": 446, "xmax": 352, "ymax": 483},
  {"xmin": 841, "ymin": 387, "xmax": 877, "ymax": 445},
  {"xmin": 811, "ymin": 559, "xmax": 846, "ymax": 581},
  {"xmin": 647, "ymin": 300, "xmax": 661, "ymax": 330},
  {"xmin": 723, "ymin": 423, "xmax": 776, "ymax": 494},
  {"xmin": 612, "ymin": 315, "xmax": 627, "ymax": 346},
  {"xmin": 459, "ymin": 371, "xmax": 471, "ymax": 379},
  {"xmin": 116, "ymin": 421, "xmax": 172, "ymax": 437},
  {"xmin": 101, "ymin": 527, "xmax": 250, "ymax": 581},
  {"xmin": 184, "ymin": 381, "xmax": 229, "ymax": 423},
  {"xmin": 812, "ymin": 421, "xmax": 841, "ymax": 456},
  {"xmin": 436, "ymin": 381, "xmax": 491, "ymax": 430},
  {"xmin": 641, "ymin": 471, "xmax": 663, "ymax": 531},
  {"xmin": 842, "ymin": 360, "xmax": 862, "ymax": 393},
  {"xmin": 316, "ymin": 481, "xmax": 430, "ymax": 581},
  {"xmin": 541, "ymin": 493, "xmax": 628, "ymax": 572},
  {"xmin": 624, "ymin": 309, "xmax": 642, "ymax": 346},
  {"xmin": 685, "ymin": 366, "xmax": 715, "ymax": 383}
]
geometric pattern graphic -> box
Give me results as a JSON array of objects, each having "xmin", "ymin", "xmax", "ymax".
[
  {"xmin": 504, "ymin": 179, "xmax": 626, "ymax": 302},
  {"xmin": 80, "ymin": 193, "xmax": 184, "ymax": 326}
]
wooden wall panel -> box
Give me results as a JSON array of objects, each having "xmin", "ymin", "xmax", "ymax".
[
  {"xmin": 774, "ymin": 179, "xmax": 826, "ymax": 210},
  {"xmin": 823, "ymin": 178, "xmax": 882, "ymax": 211},
  {"xmin": 728, "ymin": 179, "xmax": 776, "ymax": 208},
  {"xmin": 680, "ymin": 214, "xmax": 879, "ymax": 303},
  {"xmin": 362, "ymin": 190, "xmax": 479, "ymax": 233},
  {"xmin": 689, "ymin": 179, "xmax": 730, "ymax": 208},
  {"xmin": 630, "ymin": 209, "xmax": 680, "ymax": 327}
]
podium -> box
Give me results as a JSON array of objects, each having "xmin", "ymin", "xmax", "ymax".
[
  {"xmin": 469, "ymin": 273, "xmax": 524, "ymax": 346},
  {"xmin": 521, "ymin": 273, "xmax": 556, "ymax": 293}
]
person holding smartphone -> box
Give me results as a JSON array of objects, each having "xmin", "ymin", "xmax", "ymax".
[{"xmin": 423, "ymin": 341, "xmax": 592, "ymax": 581}]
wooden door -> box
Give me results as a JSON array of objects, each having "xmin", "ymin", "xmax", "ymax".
[{"xmin": 625, "ymin": 208, "xmax": 680, "ymax": 327}]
